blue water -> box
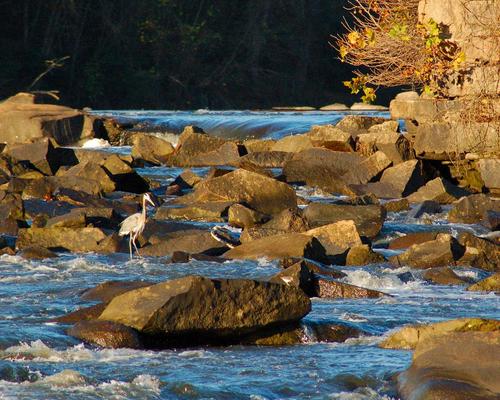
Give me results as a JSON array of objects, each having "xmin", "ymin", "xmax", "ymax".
[
  {"xmin": 1, "ymin": 111, "xmax": 499, "ymax": 399},
  {"xmin": 93, "ymin": 110, "xmax": 391, "ymax": 140}
]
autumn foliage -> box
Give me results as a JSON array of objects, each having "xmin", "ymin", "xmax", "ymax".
[{"xmin": 335, "ymin": 0, "xmax": 466, "ymax": 102}]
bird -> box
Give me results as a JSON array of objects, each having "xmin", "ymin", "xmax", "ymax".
[{"xmin": 119, "ymin": 193, "xmax": 155, "ymax": 259}]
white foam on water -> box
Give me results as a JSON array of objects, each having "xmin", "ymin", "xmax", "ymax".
[
  {"xmin": 178, "ymin": 350, "xmax": 209, "ymax": 358},
  {"xmin": 0, "ymin": 372, "xmax": 161, "ymax": 399},
  {"xmin": 328, "ymin": 387, "xmax": 393, "ymax": 399},
  {"xmin": 82, "ymin": 138, "xmax": 111, "ymax": 148},
  {"xmin": 339, "ymin": 313, "xmax": 368, "ymax": 323},
  {"xmin": 1, "ymin": 340, "xmax": 158, "ymax": 364},
  {"xmin": 341, "ymin": 269, "xmax": 423, "ymax": 292},
  {"xmin": 41, "ymin": 369, "xmax": 88, "ymax": 387}
]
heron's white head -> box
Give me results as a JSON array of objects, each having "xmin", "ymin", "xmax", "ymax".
[{"xmin": 143, "ymin": 193, "xmax": 155, "ymax": 207}]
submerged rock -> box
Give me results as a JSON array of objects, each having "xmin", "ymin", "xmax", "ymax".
[
  {"xmin": 467, "ymin": 273, "xmax": 500, "ymax": 293},
  {"xmin": 18, "ymin": 246, "xmax": 58, "ymax": 260},
  {"xmin": 380, "ymin": 318, "xmax": 500, "ymax": 350},
  {"xmin": 98, "ymin": 276, "xmax": 311, "ymax": 346}
]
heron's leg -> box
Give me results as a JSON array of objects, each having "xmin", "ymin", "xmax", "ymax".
[
  {"xmin": 132, "ymin": 234, "xmax": 141, "ymax": 257},
  {"xmin": 129, "ymin": 235, "xmax": 133, "ymax": 259}
]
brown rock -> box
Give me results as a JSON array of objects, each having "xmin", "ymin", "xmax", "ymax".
[
  {"xmin": 131, "ymin": 134, "xmax": 174, "ymax": 165},
  {"xmin": 81, "ymin": 280, "xmax": 153, "ymax": 303},
  {"xmin": 341, "ymin": 151, "xmax": 392, "ymax": 185},
  {"xmin": 397, "ymin": 331, "xmax": 500, "ymax": 400},
  {"xmin": 467, "ymin": 273, "xmax": 500, "ymax": 292},
  {"xmin": 457, "ymin": 232, "xmax": 500, "ymax": 272},
  {"xmin": 407, "ymin": 177, "xmax": 470, "ymax": 204},
  {"xmin": 388, "ymin": 232, "xmax": 441, "ymax": 250},
  {"xmin": 177, "ymin": 169, "xmax": 297, "ymax": 215},
  {"xmin": 380, "ymin": 318, "xmax": 500, "ymax": 350},
  {"xmin": 0, "ymin": 93, "xmax": 98, "ymax": 145},
  {"xmin": 314, "ymin": 278, "xmax": 387, "ymax": 299},
  {"xmin": 378, "ymin": 160, "xmax": 427, "ymax": 197},
  {"xmin": 155, "ymin": 201, "xmax": 233, "ymax": 222},
  {"xmin": 272, "ymin": 134, "xmax": 313, "ymax": 153},
  {"xmin": 307, "ymin": 125, "xmax": 354, "ymax": 152},
  {"xmin": 270, "ymin": 261, "xmax": 316, "ymax": 297},
  {"xmin": 68, "ymin": 320, "xmax": 143, "ymax": 349},
  {"xmin": 423, "ymin": 267, "xmax": 469, "ymax": 285},
  {"xmin": 18, "ymin": 246, "xmax": 58, "ymax": 260},
  {"xmin": 141, "ymin": 230, "xmax": 228, "ymax": 257},
  {"xmin": 99, "ymin": 276, "xmax": 311, "ymax": 344},
  {"xmin": 304, "ymin": 203, "xmax": 385, "ymax": 239},
  {"xmin": 54, "ymin": 303, "xmax": 107, "ymax": 324},
  {"xmin": 478, "ymin": 159, "xmax": 500, "ymax": 193},
  {"xmin": 448, "ymin": 194, "xmax": 500, "ymax": 225},
  {"xmin": 384, "ymin": 199, "xmax": 410, "ymax": 212},
  {"xmin": 228, "ymin": 204, "xmax": 268, "ymax": 228},
  {"xmin": 224, "ymin": 233, "xmax": 328, "ymax": 263},
  {"xmin": 335, "ymin": 116, "xmax": 387, "ymax": 137},
  {"xmin": 238, "ymin": 151, "xmax": 293, "ymax": 168},
  {"xmin": 346, "ymin": 245, "xmax": 385, "ymax": 266},
  {"xmin": 390, "ymin": 233, "xmax": 465, "ymax": 268},
  {"xmin": 16, "ymin": 227, "xmax": 108, "ymax": 253},
  {"xmin": 305, "ymin": 220, "xmax": 362, "ymax": 256}
]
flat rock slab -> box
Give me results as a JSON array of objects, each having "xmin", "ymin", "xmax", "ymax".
[{"xmin": 224, "ymin": 233, "xmax": 327, "ymax": 263}]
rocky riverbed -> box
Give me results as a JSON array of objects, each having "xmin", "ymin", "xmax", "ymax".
[{"xmin": 0, "ymin": 92, "xmax": 499, "ymax": 399}]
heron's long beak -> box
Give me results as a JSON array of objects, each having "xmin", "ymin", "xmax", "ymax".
[{"xmin": 145, "ymin": 197, "xmax": 156, "ymax": 207}]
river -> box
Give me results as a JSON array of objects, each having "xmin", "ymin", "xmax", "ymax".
[{"xmin": 0, "ymin": 111, "xmax": 498, "ymax": 399}]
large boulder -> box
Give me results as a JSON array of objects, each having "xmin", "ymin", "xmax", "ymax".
[
  {"xmin": 407, "ymin": 177, "xmax": 470, "ymax": 204},
  {"xmin": 303, "ymin": 203, "xmax": 385, "ymax": 239},
  {"xmin": 176, "ymin": 169, "xmax": 297, "ymax": 215},
  {"xmin": 423, "ymin": 267, "xmax": 469, "ymax": 285},
  {"xmin": 397, "ymin": 331, "xmax": 500, "ymax": 400},
  {"xmin": 271, "ymin": 134, "xmax": 313, "ymax": 153},
  {"xmin": 81, "ymin": 280, "xmax": 153, "ymax": 303},
  {"xmin": 335, "ymin": 116, "xmax": 387, "ymax": 137},
  {"xmin": 0, "ymin": 92, "xmax": 101, "ymax": 145},
  {"xmin": 224, "ymin": 233, "xmax": 328, "ymax": 263},
  {"xmin": 228, "ymin": 203, "xmax": 268, "ymax": 228},
  {"xmin": 390, "ymin": 233, "xmax": 465, "ymax": 268},
  {"xmin": 98, "ymin": 276, "xmax": 311, "ymax": 345},
  {"xmin": 380, "ymin": 318, "xmax": 500, "ymax": 350}
]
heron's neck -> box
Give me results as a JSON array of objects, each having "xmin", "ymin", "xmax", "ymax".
[{"xmin": 142, "ymin": 197, "xmax": 147, "ymax": 218}]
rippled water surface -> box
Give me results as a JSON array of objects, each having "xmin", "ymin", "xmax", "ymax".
[{"xmin": 1, "ymin": 111, "xmax": 499, "ymax": 399}]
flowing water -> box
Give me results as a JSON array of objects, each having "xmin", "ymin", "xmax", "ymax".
[{"xmin": 1, "ymin": 111, "xmax": 499, "ymax": 399}]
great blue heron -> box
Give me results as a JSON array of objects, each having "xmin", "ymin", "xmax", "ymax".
[{"xmin": 119, "ymin": 193, "xmax": 155, "ymax": 259}]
